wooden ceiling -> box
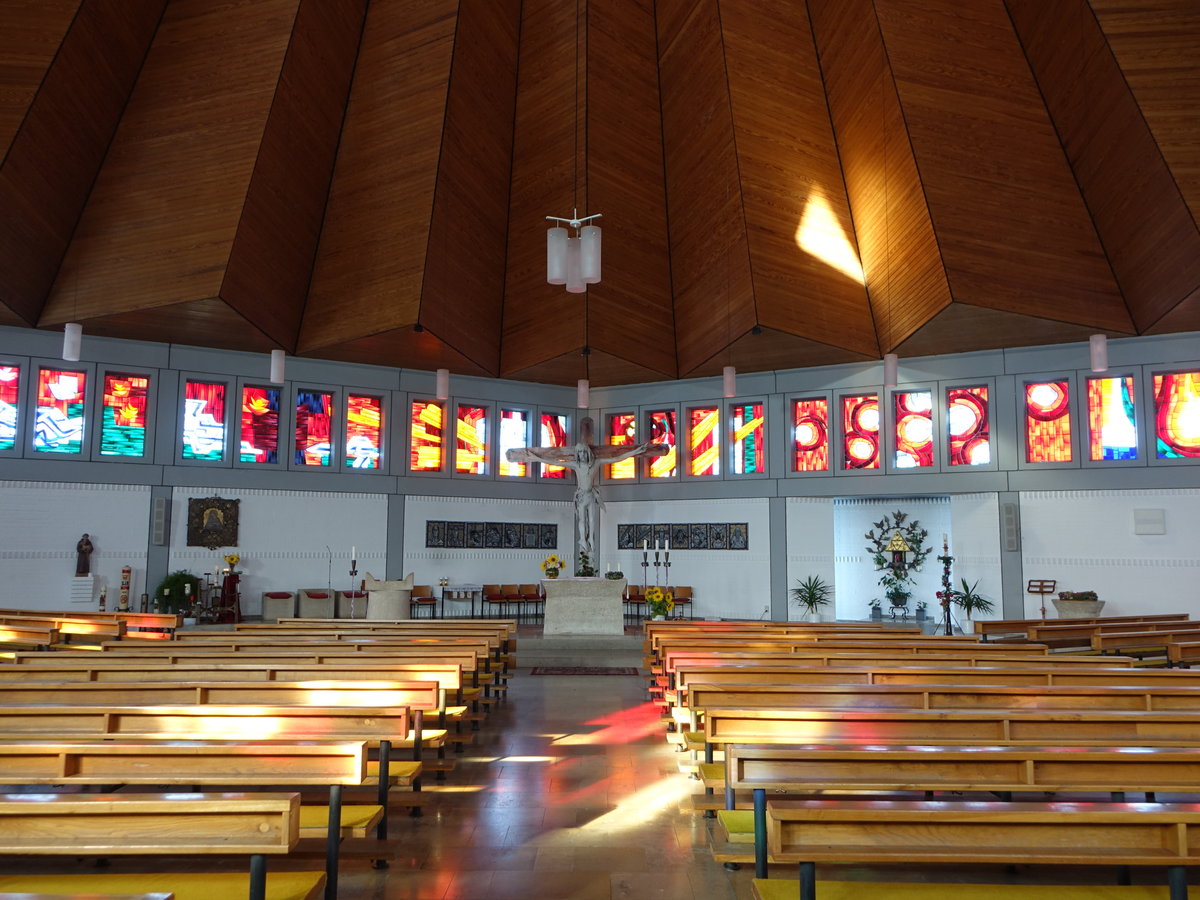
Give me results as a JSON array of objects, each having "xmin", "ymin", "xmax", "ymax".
[{"xmin": 1, "ymin": 0, "xmax": 1198, "ymax": 386}]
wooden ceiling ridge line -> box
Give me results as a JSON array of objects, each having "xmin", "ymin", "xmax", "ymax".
[
  {"xmin": 286, "ymin": 0, "xmax": 375, "ymax": 356},
  {"xmin": 649, "ymin": 0, "xmax": 681, "ymax": 383},
  {"xmin": 802, "ymin": 1, "xmax": 881, "ymax": 360},
  {"xmin": 863, "ymin": 0, "xmax": 954, "ymax": 355},
  {"xmin": 30, "ymin": 2, "xmax": 170, "ymax": 330},
  {"xmin": 1000, "ymin": 0, "xmax": 1138, "ymax": 337}
]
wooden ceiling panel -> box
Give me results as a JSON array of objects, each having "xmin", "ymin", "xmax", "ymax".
[
  {"xmin": 0, "ymin": 0, "xmax": 163, "ymax": 325},
  {"xmin": 1007, "ymin": 0, "xmax": 1200, "ymax": 334},
  {"xmin": 77, "ymin": 298, "xmax": 276, "ymax": 352},
  {"xmin": 420, "ymin": 0, "xmax": 521, "ymax": 375},
  {"xmin": 896, "ymin": 301, "xmax": 1110, "ymax": 359},
  {"xmin": 720, "ymin": 0, "xmax": 876, "ymax": 356},
  {"xmin": 508, "ymin": 346, "xmax": 666, "ymax": 389},
  {"xmin": 1090, "ymin": 0, "xmax": 1200, "ymax": 226},
  {"xmin": 300, "ymin": 0, "xmax": 459, "ymax": 352},
  {"xmin": 657, "ymin": 0, "xmax": 756, "ymax": 376},
  {"xmin": 1144, "ymin": 284, "xmax": 1200, "ymax": 336},
  {"xmin": 0, "ymin": 0, "xmax": 79, "ymax": 158},
  {"xmin": 875, "ymin": 0, "xmax": 1131, "ymax": 332},
  {"xmin": 304, "ymin": 326, "xmax": 491, "ymax": 378},
  {"xmin": 222, "ymin": 0, "xmax": 367, "ymax": 350},
  {"xmin": 41, "ymin": 0, "xmax": 298, "ymax": 326},
  {"xmin": 501, "ymin": 0, "xmax": 582, "ymax": 376},
  {"xmin": 584, "ymin": 0, "xmax": 675, "ymax": 377},
  {"xmin": 687, "ymin": 326, "xmax": 873, "ymax": 379}
]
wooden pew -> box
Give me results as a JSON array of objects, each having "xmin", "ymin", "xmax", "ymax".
[
  {"xmin": 0, "ymin": 791, "xmax": 322, "ymax": 900},
  {"xmin": 1027, "ymin": 620, "xmax": 1200, "ymax": 650},
  {"xmin": 0, "ymin": 609, "xmax": 181, "ymax": 641},
  {"xmin": 722, "ymin": 742, "xmax": 1200, "ymax": 876},
  {"xmin": 975, "ymin": 612, "xmax": 1190, "ymax": 641},
  {"xmin": 758, "ymin": 798, "xmax": 1200, "ymax": 900},
  {"xmin": 0, "ymin": 625, "xmax": 58, "ymax": 651},
  {"xmin": 0, "ymin": 615, "xmax": 124, "ymax": 645},
  {"xmin": 1093, "ymin": 628, "xmax": 1200, "ymax": 655}
]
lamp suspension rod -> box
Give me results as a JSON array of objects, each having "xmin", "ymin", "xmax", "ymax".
[{"xmin": 546, "ymin": 212, "xmax": 602, "ymax": 229}]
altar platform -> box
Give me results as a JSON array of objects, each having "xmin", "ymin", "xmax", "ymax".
[{"xmin": 542, "ymin": 577, "xmax": 626, "ymax": 636}]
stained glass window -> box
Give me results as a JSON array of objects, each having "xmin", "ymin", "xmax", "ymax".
[
  {"xmin": 1153, "ymin": 372, "xmax": 1200, "ymax": 459},
  {"xmin": 893, "ymin": 390, "xmax": 933, "ymax": 469},
  {"xmin": 411, "ymin": 400, "xmax": 445, "ymax": 471},
  {"xmin": 346, "ymin": 394, "xmax": 383, "ymax": 469},
  {"xmin": 792, "ymin": 398, "xmax": 829, "ymax": 472},
  {"xmin": 688, "ymin": 407, "xmax": 720, "ymax": 476},
  {"xmin": 1025, "ymin": 380, "xmax": 1072, "ymax": 463},
  {"xmin": 842, "ymin": 394, "xmax": 879, "ymax": 469},
  {"xmin": 539, "ymin": 412, "xmax": 569, "ymax": 479},
  {"xmin": 947, "ymin": 386, "xmax": 990, "ymax": 466},
  {"xmin": 34, "ymin": 368, "xmax": 87, "ymax": 454},
  {"xmin": 240, "ymin": 386, "xmax": 280, "ymax": 464},
  {"xmin": 295, "ymin": 391, "xmax": 333, "ymax": 467},
  {"xmin": 455, "ymin": 405, "xmax": 488, "ymax": 475},
  {"xmin": 181, "ymin": 380, "xmax": 226, "ymax": 461},
  {"xmin": 606, "ymin": 413, "xmax": 637, "ymax": 480},
  {"xmin": 0, "ymin": 366, "xmax": 20, "ymax": 452},
  {"xmin": 498, "ymin": 408, "xmax": 529, "ymax": 477},
  {"xmin": 99, "ymin": 373, "xmax": 149, "ymax": 457},
  {"xmin": 1087, "ymin": 376, "xmax": 1137, "ymax": 461},
  {"xmin": 646, "ymin": 409, "xmax": 677, "ymax": 478},
  {"xmin": 731, "ymin": 402, "xmax": 765, "ymax": 475}
]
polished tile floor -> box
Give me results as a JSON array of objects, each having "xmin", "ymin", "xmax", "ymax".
[{"xmin": 341, "ymin": 666, "xmax": 754, "ymax": 900}]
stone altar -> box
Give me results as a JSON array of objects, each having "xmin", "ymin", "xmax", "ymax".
[{"xmin": 542, "ymin": 577, "xmax": 626, "ymax": 636}]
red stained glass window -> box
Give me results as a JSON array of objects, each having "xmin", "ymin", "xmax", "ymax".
[
  {"xmin": 34, "ymin": 368, "xmax": 87, "ymax": 455},
  {"xmin": 411, "ymin": 400, "xmax": 445, "ymax": 471},
  {"xmin": 455, "ymin": 405, "xmax": 488, "ymax": 474},
  {"xmin": 0, "ymin": 365, "xmax": 18, "ymax": 451},
  {"xmin": 688, "ymin": 407, "xmax": 720, "ymax": 476},
  {"xmin": 1153, "ymin": 372, "xmax": 1200, "ymax": 459},
  {"xmin": 792, "ymin": 398, "xmax": 829, "ymax": 472},
  {"xmin": 842, "ymin": 394, "xmax": 879, "ymax": 469},
  {"xmin": 498, "ymin": 408, "xmax": 529, "ymax": 477},
  {"xmin": 540, "ymin": 412, "xmax": 569, "ymax": 478},
  {"xmin": 1025, "ymin": 380, "xmax": 1072, "ymax": 463},
  {"xmin": 607, "ymin": 413, "xmax": 637, "ymax": 480},
  {"xmin": 99, "ymin": 374, "xmax": 149, "ymax": 458},
  {"xmin": 295, "ymin": 391, "xmax": 334, "ymax": 467},
  {"xmin": 181, "ymin": 380, "xmax": 225, "ymax": 460},
  {"xmin": 346, "ymin": 394, "xmax": 383, "ymax": 469},
  {"xmin": 240, "ymin": 386, "xmax": 280, "ymax": 464},
  {"xmin": 646, "ymin": 409, "xmax": 677, "ymax": 478},
  {"xmin": 947, "ymin": 386, "xmax": 990, "ymax": 466},
  {"xmin": 1087, "ymin": 376, "xmax": 1137, "ymax": 461},
  {"xmin": 893, "ymin": 390, "xmax": 933, "ymax": 469},
  {"xmin": 731, "ymin": 402, "xmax": 764, "ymax": 475}
]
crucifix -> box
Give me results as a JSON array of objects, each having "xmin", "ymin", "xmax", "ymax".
[{"xmin": 506, "ymin": 417, "xmax": 667, "ymax": 562}]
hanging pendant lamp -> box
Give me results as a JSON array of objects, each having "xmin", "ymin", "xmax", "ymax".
[
  {"xmin": 270, "ymin": 349, "xmax": 286, "ymax": 383},
  {"xmin": 62, "ymin": 323, "xmax": 82, "ymax": 362},
  {"xmin": 1089, "ymin": 334, "xmax": 1108, "ymax": 373},
  {"xmin": 883, "ymin": 353, "xmax": 898, "ymax": 389}
]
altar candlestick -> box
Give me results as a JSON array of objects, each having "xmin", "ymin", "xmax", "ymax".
[{"xmin": 643, "ymin": 540, "xmax": 648, "ymax": 552}]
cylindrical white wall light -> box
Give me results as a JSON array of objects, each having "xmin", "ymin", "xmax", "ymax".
[
  {"xmin": 269, "ymin": 349, "xmax": 286, "ymax": 383},
  {"xmin": 577, "ymin": 378, "xmax": 590, "ymax": 409},
  {"xmin": 1090, "ymin": 334, "xmax": 1108, "ymax": 373},
  {"xmin": 547, "ymin": 227, "xmax": 568, "ymax": 285},
  {"xmin": 62, "ymin": 323, "xmax": 82, "ymax": 362},
  {"xmin": 883, "ymin": 353, "xmax": 898, "ymax": 388},
  {"xmin": 723, "ymin": 366, "xmax": 737, "ymax": 398},
  {"xmin": 435, "ymin": 368, "xmax": 450, "ymax": 401}
]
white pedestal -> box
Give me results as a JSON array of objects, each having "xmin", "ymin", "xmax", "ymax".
[
  {"xmin": 542, "ymin": 577, "xmax": 625, "ymax": 635},
  {"xmin": 69, "ymin": 575, "xmax": 95, "ymax": 605}
]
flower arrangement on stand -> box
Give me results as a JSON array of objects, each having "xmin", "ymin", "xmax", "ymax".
[
  {"xmin": 576, "ymin": 551, "xmax": 597, "ymax": 578},
  {"xmin": 541, "ymin": 554, "xmax": 565, "ymax": 579},
  {"xmin": 223, "ymin": 552, "xmax": 241, "ymax": 573},
  {"xmin": 645, "ymin": 585, "xmax": 675, "ymax": 619},
  {"xmin": 935, "ymin": 536, "xmax": 954, "ymax": 633}
]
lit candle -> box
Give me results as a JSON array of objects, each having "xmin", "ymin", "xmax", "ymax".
[
  {"xmin": 643, "ymin": 540, "xmax": 648, "ymax": 552},
  {"xmin": 942, "ymin": 533, "xmax": 948, "ymax": 545}
]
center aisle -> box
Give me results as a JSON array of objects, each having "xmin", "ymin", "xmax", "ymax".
[{"xmin": 343, "ymin": 666, "xmax": 753, "ymax": 900}]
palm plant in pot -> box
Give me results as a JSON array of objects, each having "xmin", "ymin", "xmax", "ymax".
[
  {"xmin": 790, "ymin": 575, "xmax": 832, "ymax": 622},
  {"xmin": 949, "ymin": 578, "xmax": 994, "ymax": 634}
]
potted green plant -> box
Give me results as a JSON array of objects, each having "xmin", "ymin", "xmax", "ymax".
[
  {"xmin": 915, "ymin": 599, "xmax": 928, "ymax": 621},
  {"xmin": 790, "ymin": 575, "xmax": 832, "ymax": 621},
  {"xmin": 950, "ymin": 578, "xmax": 995, "ymax": 632},
  {"xmin": 868, "ymin": 597, "xmax": 882, "ymax": 620},
  {"xmin": 154, "ymin": 570, "xmax": 201, "ymax": 617}
]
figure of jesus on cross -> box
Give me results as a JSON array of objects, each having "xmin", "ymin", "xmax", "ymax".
[{"xmin": 506, "ymin": 417, "xmax": 667, "ymax": 562}]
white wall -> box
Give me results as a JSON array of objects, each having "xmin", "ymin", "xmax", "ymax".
[
  {"xmin": 402, "ymin": 495, "xmax": 573, "ymax": 595},
  {"xmin": 606, "ymin": 497, "xmax": 771, "ymax": 620},
  {"xmin": 949, "ymin": 492, "xmax": 1002, "ymax": 625},
  {"xmin": 833, "ymin": 497, "xmax": 952, "ymax": 620},
  {"xmin": 1019, "ymin": 489, "xmax": 1200, "ymax": 618},
  {"xmin": 0, "ymin": 481, "xmax": 150, "ymax": 609},
  {"xmin": 168, "ymin": 487, "xmax": 388, "ymax": 616},
  {"xmin": 785, "ymin": 497, "xmax": 835, "ymax": 621}
]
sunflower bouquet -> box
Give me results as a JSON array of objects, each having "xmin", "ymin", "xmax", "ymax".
[
  {"xmin": 222, "ymin": 552, "xmax": 241, "ymax": 573},
  {"xmin": 541, "ymin": 553, "xmax": 565, "ymax": 578},
  {"xmin": 645, "ymin": 585, "xmax": 674, "ymax": 618}
]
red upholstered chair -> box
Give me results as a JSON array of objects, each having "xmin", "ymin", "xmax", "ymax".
[
  {"xmin": 483, "ymin": 584, "xmax": 505, "ymax": 618},
  {"xmin": 410, "ymin": 585, "xmax": 438, "ymax": 618},
  {"xmin": 500, "ymin": 584, "xmax": 524, "ymax": 622},
  {"xmin": 669, "ymin": 586, "xmax": 693, "ymax": 620},
  {"xmin": 624, "ymin": 585, "xmax": 646, "ymax": 625},
  {"xmin": 297, "ymin": 588, "xmax": 334, "ymax": 618},
  {"xmin": 519, "ymin": 583, "xmax": 543, "ymax": 624},
  {"xmin": 260, "ymin": 591, "xmax": 296, "ymax": 622}
]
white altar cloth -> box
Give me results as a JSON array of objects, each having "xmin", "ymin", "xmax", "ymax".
[{"xmin": 541, "ymin": 577, "xmax": 626, "ymax": 635}]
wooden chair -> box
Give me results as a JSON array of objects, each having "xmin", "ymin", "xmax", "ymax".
[
  {"xmin": 499, "ymin": 584, "xmax": 523, "ymax": 622},
  {"xmin": 670, "ymin": 586, "xmax": 693, "ymax": 620},
  {"xmin": 625, "ymin": 585, "xmax": 646, "ymax": 625},
  {"xmin": 410, "ymin": 585, "xmax": 438, "ymax": 619},
  {"xmin": 519, "ymin": 584, "xmax": 543, "ymax": 624},
  {"xmin": 483, "ymin": 585, "xmax": 505, "ymax": 619}
]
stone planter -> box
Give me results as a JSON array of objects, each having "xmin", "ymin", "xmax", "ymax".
[
  {"xmin": 870, "ymin": 607, "xmax": 882, "ymax": 621},
  {"xmin": 1051, "ymin": 598, "xmax": 1104, "ymax": 618}
]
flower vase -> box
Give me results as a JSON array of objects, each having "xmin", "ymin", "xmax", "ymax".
[
  {"xmin": 545, "ymin": 568, "xmax": 559, "ymax": 580},
  {"xmin": 652, "ymin": 614, "xmax": 666, "ymax": 621}
]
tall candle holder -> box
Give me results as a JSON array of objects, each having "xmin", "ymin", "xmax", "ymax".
[
  {"xmin": 663, "ymin": 550, "xmax": 671, "ymax": 588},
  {"xmin": 641, "ymin": 550, "xmax": 649, "ymax": 595},
  {"xmin": 348, "ymin": 558, "xmax": 359, "ymax": 618},
  {"xmin": 653, "ymin": 550, "xmax": 662, "ymax": 587}
]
